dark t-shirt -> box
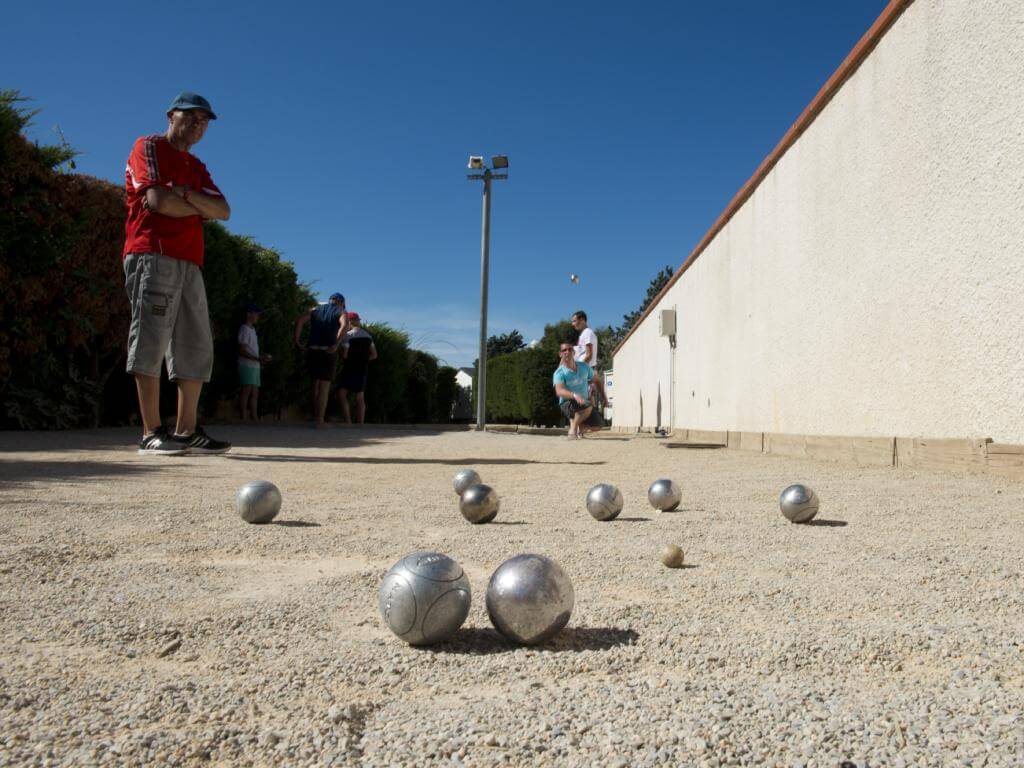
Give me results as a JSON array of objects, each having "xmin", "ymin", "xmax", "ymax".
[
  {"xmin": 342, "ymin": 328, "xmax": 374, "ymax": 374},
  {"xmin": 309, "ymin": 303, "xmax": 343, "ymax": 347}
]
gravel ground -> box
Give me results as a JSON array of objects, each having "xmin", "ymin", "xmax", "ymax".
[{"xmin": 1, "ymin": 425, "xmax": 1022, "ymax": 767}]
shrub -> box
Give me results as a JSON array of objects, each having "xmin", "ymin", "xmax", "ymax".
[
  {"xmin": 0, "ymin": 92, "xmax": 128, "ymax": 428},
  {"xmin": 363, "ymin": 323, "xmax": 411, "ymax": 423}
]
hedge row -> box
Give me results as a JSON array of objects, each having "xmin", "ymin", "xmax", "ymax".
[{"xmin": 481, "ymin": 347, "xmax": 563, "ymax": 426}]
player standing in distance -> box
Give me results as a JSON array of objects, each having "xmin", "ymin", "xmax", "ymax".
[
  {"xmin": 237, "ymin": 304, "xmax": 271, "ymax": 420},
  {"xmin": 336, "ymin": 312, "xmax": 378, "ymax": 424},
  {"xmin": 571, "ymin": 310, "xmax": 608, "ymax": 413},
  {"xmin": 294, "ymin": 293, "xmax": 348, "ymax": 428}
]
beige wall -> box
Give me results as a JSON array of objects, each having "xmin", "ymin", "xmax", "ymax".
[{"xmin": 612, "ymin": 0, "xmax": 1024, "ymax": 443}]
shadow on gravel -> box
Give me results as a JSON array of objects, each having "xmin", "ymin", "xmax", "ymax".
[
  {"xmin": 429, "ymin": 626, "xmax": 639, "ymax": 655},
  {"xmin": 272, "ymin": 520, "xmax": 321, "ymax": 528},
  {"xmin": 489, "ymin": 520, "xmax": 527, "ymax": 526},
  {"xmin": 223, "ymin": 455, "xmax": 605, "ymax": 466},
  {"xmin": 803, "ymin": 518, "xmax": 847, "ymax": 527},
  {"xmin": 0, "ymin": 459, "xmax": 157, "ymax": 486},
  {"xmin": 615, "ymin": 516, "xmax": 651, "ymax": 523}
]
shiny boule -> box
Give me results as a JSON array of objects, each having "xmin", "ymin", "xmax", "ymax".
[
  {"xmin": 586, "ymin": 483, "xmax": 623, "ymax": 521},
  {"xmin": 236, "ymin": 480, "xmax": 282, "ymax": 524},
  {"xmin": 459, "ymin": 483, "xmax": 499, "ymax": 524},
  {"xmin": 780, "ymin": 484, "xmax": 819, "ymax": 523},
  {"xmin": 378, "ymin": 551, "xmax": 471, "ymax": 645},
  {"xmin": 453, "ymin": 468, "xmax": 482, "ymax": 496},
  {"xmin": 648, "ymin": 478, "xmax": 682, "ymax": 511},
  {"xmin": 486, "ymin": 554, "xmax": 574, "ymax": 645},
  {"xmin": 660, "ymin": 544, "xmax": 685, "ymax": 568}
]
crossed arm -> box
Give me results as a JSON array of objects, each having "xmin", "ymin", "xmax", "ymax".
[{"xmin": 145, "ymin": 185, "xmax": 230, "ymax": 221}]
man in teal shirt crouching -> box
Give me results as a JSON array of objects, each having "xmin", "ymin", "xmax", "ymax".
[{"xmin": 553, "ymin": 339, "xmax": 594, "ymax": 439}]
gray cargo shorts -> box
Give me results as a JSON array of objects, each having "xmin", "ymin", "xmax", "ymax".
[{"xmin": 124, "ymin": 253, "xmax": 213, "ymax": 381}]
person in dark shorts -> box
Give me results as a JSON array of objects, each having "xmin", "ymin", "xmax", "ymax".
[
  {"xmin": 122, "ymin": 91, "xmax": 232, "ymax": 455},
  {"xmin": 294, "ymin": 292, "xmax": 348, "ymax": 428},
  {"xmin": 337, "ymin": 312, "xmax": 377, "ymax": 424},
  {"xmin": 552, "ymin": 339, "xmax": 594, "ymax": 439}
]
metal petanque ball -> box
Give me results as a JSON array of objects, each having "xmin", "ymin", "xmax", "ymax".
[
  {"xmin": 586, "ymin": 483, "xmax": 623, "ymax": 521},
  {"xmin": 648, "ymin": 478, "xmax": 682, "ymax": 512},
  {"xmin": 486, "ymin": 554, "xmax": 575, "ymax": 645},
  {"xmin": 459, "ymin": 483, "xmax": 499, "ymax": 524},
  {"xmin": 453, "ymin": 468, "xmax": 482, "ymax": 496},
  {"xmin": 661, "ymin": 544, "xmax": 685, "ymax": 568},
  {"xmin": 236, "ymin": 480, "xmax": 282, "ymax": 524},
  {"xmin": 780, "ymin": 484, "xmax": 820, "ymax": 523},
  {"xmin": 378, "ymin": 551, "xmax": 471, "ymax": 646}
]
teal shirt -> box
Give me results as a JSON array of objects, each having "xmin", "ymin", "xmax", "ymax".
[{"xmin": 553, "ymin": 362, "xmax": 594, "ymax": 404}]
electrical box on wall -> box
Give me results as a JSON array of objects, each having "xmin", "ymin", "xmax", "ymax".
[{"xmin": 659, "ymin": 309, "xmax": 676, "ymax": 337}]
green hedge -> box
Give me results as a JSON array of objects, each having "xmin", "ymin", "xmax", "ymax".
[
  {"xmin": 1, "ymin": 92, "xmax": 129, "ymax": 428},
  {"xmin": 358, "ymin": 324, "xmax": 456, "ymax": 424},
  {"xmin": 479, "ymin": 347, "xmax": 562, "ymax": 426},
  {"xmin": 201, "ymin": 224, "xmax": 315, "ymax": 419}
]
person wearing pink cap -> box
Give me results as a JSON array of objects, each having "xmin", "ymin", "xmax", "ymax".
[{"xmin": 337, "ymin": 312, "xmax": 377, "ymax": 424}]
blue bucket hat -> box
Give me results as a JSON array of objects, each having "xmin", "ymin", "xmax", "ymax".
[
  {"xmin": 329, "ymin": 292, "xmax": 345, "ymax": 304},
  {"xmin": 167, "ymin": 91, "xmax": 217, "ymax": 119}
]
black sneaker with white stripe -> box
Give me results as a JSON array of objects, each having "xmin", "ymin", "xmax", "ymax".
[
  {"xmin": 138, "ymin": 426, "xmax": 189, "ymax": 455},
  {"xmin": 173, "ymin": 426, "xmax": 231, "ymax": 455}
]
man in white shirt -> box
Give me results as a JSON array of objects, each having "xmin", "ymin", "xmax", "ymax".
[
  {"xmin": 238, "ymin": 304, "xmax": 271, "ymax": 420},
  {"xmin": 571, "ymin": 310, "xmax": 608, "ymax": 411}
]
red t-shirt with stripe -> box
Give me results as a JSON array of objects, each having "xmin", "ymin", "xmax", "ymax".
[{"xmin": 123, "ymin": 134, "xmax": 223, "ymax": 266}]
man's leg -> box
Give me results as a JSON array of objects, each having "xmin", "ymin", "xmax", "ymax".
[
  {"xmin": 354, "ymin": 392, "xmax": 366, "ymax": 424},
  {"xmin": 337, "ymin": 388, "xmax": 352, "ymax": 424},
  {"xmin": 581, "ymin": 405, "xmax": 598, "ymax": 436},
  {"xmin": 239, "ymin": 384, "xmax": 252, "ymax": 420},
  {"xmin": 175, "ymin": 378, "xmax": 203, "ymax": 435},
  {"xmin": 134, "ymin": 373, "xmax": 162, "ymax": 434},
  {"xmin": 124, "ymin": 254, "xmax": 176, "ymax": 438},
  {"xmin": 592, "ymin": 377, "xmax": 608, "ymax": 409},
  {"xmin": 315, "ymin": 380, "xmax": 331, "ymax": 427},
  {"xmin": 250, "ymin": 386, "xmax": 259, "ymax": 420}
]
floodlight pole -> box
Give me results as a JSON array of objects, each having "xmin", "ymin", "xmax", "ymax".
[
  {"xmin": 467, "ymin": 160, "xmax": 508, "ymax": 432},
  {"xmin": 476, "ymin": 169, "xmax": 492, "ymax": 432}
]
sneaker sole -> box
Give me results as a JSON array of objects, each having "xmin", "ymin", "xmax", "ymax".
[{"xmin": 137, "ymin": 448, "xmax": 190, "ymax": 456}]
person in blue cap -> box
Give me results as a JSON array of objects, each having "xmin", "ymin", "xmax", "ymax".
[
  {"xmin": 122, "ymin": 91, "xmax": 232, "ymax": 454},
  {"xmin": 238, "ymin": 304, "xmax": 271, "ymax": 420},
  {"xmin": 294, "ymin": 292, "xmax": 349, "ymax": 428}
]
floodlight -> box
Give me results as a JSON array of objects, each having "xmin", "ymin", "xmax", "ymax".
[
  {"xmin": 491, "ymin": 155, "xmax": 509, "ymax": 169},
  {"xmin": 468, "ymin": 156, "xmax": 485, "ymax": 169}
]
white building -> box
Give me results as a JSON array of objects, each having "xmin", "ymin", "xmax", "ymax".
[{"xmin": 612, "ymin": 0, "xmax": 1024, "ymax": 473}]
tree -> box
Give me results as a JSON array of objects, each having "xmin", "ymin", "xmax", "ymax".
[
  {"xmin": 486, "ymin": 329, "xmax": 525, "ymax": 359},
  {"xmin": 537, "ymin": 320, "xmax": 577, "ymax": 356},
  {"xmin": 608, "ymin": 265, "xmax": 675, "ymax": 349}
]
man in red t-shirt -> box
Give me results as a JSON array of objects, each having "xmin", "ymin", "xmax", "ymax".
[{"xmin": 122, "ymin": 92, "xmax": 232, "ymax": 455}]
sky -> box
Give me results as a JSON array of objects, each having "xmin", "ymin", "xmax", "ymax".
[{"xmin": 5, "ymin": 0, "xmax": 888, "ymax": 369}]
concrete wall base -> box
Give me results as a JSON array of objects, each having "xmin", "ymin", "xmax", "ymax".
[{"xmin": 614, "ymin": 424, "xmax": 1024, "ymax": 481}]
